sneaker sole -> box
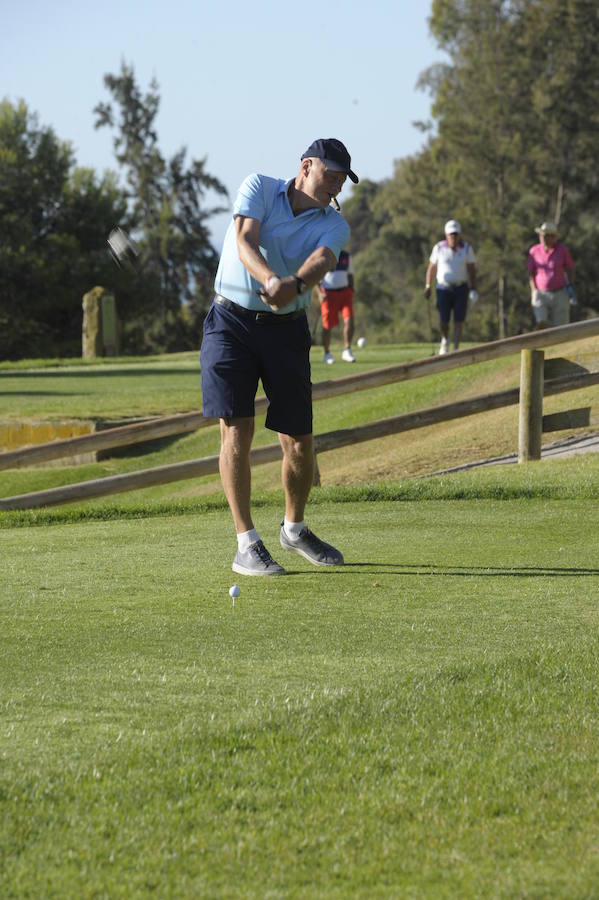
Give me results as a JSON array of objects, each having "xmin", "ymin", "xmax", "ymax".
[
  {"xmin": 232, "ymin": 562, "xmax": 286, "ymax": 576},
  {"xmin": 280, "ymin": 539, "xmax": 344, "ymax": 567}
]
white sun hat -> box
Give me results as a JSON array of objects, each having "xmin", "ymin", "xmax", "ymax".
[{"xmin": 444, "ymin": 219, "xmax": 461, "ymax": 234}]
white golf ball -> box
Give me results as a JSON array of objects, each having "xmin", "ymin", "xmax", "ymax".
[
  {"xmin": 229, "ymin": 584, "xmax": 240, "ymax": 598},
  {"xmin": 357, "ymin": 337, "xmax": 367, "ymax": 348}
]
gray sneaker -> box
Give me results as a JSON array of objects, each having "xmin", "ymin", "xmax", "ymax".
[
  {"xmin": 279, "ymin": 523, "xmax": 344, "ymax": 566},
  {"xmin": 232, "ymin": 540, "xmax": 286, "ymax": 576}
]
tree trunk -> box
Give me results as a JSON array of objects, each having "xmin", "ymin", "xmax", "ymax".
[
  {"xmin": 496, "ymin": 170, "xmax": 507, "ymax": 338},
  {"xmin": 497, "ymin": 272, "xmax": 506, "ymax": 339},
  {"xmin": 554, "ymin": 181, "xmax": 564, "ymax": 226}
]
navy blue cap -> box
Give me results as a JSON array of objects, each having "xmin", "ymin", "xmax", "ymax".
[{"xmin": 301, "ymin": 138, "xmax": 359, "ymax": 184}]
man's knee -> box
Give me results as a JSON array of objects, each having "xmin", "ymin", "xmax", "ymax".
[
  {"xmin": 220, "ymin": 417, "xmax": 254, "ymax": 452},
  {"xmin": 279, "ymin": 432, "xmax": 313, "ymax": 462}
]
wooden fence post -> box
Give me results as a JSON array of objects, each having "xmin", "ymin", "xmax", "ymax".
[{"xmin": 518, "ymin": 348, "xmax": 544, "ymax": 462}]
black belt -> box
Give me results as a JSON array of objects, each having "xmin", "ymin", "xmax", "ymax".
[{"xmin": 214, "ymin": 294, "xmax": 306, "ymax": 323}]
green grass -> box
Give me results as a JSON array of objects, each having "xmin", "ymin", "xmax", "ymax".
[
  {"xmin": 3, "ymin": 339, "xmax": 598, "ymax": 506},
  {"xmin": 2, "ymin": 476, "xmax": 599, "ymax": 896},
  {"xmin": 2, "ymin": 346, "xmax": 599, "ymax": 895},
  {"xmin": 0, "ymin": 342, "xmax": 532, "ymax": 506},
  {"xmin": 0, "ymin": 354, "xmax": 203, "ymax": 420},
  {"xmin": 2, "ymin": 453, "xmax": 599, "ymax": 529},
  {"xmin": 0, "ymin": 344, "xmax": 426, "ymax": 420}
]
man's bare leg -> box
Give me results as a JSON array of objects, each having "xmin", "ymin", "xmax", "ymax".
[
  {"xmin": 219, "ymin": 416, "xmax": 255, "ymax": 533},
  {"xmin": 453, "ymin": 321, "xmax": 464, "ymax": 350},
  {"xmin": 278, "ymin": 430, "xmax": 344, "ymax": 565},
  {"xmin": 279, "ymin": 432, "xmax": 314, "ymax": 523},
  {"xmin": 224, "ymin": 417, "xmax": 286, "ymax": 576},
  {"xmin": 343, "ymin": 315, "xmax": 354, "ymax": 349}
]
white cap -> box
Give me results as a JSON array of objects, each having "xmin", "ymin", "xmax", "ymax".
[{"xmin": 444, "ymin": 219, "xmax": 461, "ymax": 234}]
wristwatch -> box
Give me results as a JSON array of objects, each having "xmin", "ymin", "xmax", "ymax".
[{"xmin": 295, "ymin": 276, "xmax": 308, "ymax": 294}]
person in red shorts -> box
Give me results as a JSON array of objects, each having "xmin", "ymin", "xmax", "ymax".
[{"xmin": 319, "ymin": 249, "xmax": 356, "ymax": 363}]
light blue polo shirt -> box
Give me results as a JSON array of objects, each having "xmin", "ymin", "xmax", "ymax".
[{"xmin": 214, "ymin": 173, "xmax": 350, "ymax": 313}]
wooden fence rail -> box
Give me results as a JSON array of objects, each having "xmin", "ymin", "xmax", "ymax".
[
  {"xmin": 2, "ymin": 317, "xmax": 599, "ymax": 471},
  {"xmin": 3, "ymin": 370, "xmax": 598, "ymax": 511}
]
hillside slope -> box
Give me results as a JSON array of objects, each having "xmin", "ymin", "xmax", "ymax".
[{"xmin": 1, "ymin": 339, "xmax": 598, "ymax": 508}]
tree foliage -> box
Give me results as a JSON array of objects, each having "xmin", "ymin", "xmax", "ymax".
[
  {"xmin": 347, "ymin": 0, "xmax": 599, "ymax": 342},
  {"xmin": 0, "ymin": 99, "xmax": 125, "ymax": 358},
  {"xmin": 0, "ymin": 64, "xmax": 227, "ymax": 360},
  {"xmin": 94, "ymin": 63, "xmax": 228, "ymax": 353}
]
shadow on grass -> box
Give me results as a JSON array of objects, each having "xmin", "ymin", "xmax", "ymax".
[
  {"xmin": 0, "ymin": 391, "xmax": 82, "ymax": 397},
  {"xmin": 0, "ymin": 368, "xmax": 197, "ymax": 379},
  {"xmin": 285, "ymin": 563, "xmax": 599, "ymax": 577}
]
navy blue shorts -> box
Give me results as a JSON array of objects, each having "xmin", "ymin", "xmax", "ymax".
[
  {"xmin": 200, "ymin": 301, "xmax": 313, "ymax": 436},
  {"xmin": 436, "ymin": 284, "xmax": 468, "ymax": 324}
]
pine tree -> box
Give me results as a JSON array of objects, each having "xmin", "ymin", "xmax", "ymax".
[{"xmin": 94, "ymin": 62, "xmax": 228, "ymax": 352}]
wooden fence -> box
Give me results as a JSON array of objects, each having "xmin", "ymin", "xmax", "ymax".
[{"xmin": 1, "ymin": 318, "xmax": 598, "ymax": 510}]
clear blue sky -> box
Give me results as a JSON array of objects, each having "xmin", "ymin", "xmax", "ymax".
[{"xmin": 2, "ymin": 0, "xmax": 441, "ymax": 248}]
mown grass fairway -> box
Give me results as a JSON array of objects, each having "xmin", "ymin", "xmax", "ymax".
[
  {"xmin": 2, "ymin": 344, "xmax": 599, "ymax": 895},
  {"xmin": 2, "ymin": 478, "xmax": 599, "ymax": 896}
]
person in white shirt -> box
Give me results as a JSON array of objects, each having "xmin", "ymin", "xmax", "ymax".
[{"xmin": 424, "ymin": 219, "xmax": 478, "ymax": 354}]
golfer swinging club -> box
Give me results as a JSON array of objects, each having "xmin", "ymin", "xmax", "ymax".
[{"xmin": 200, "ymin": 139, "xmax": 359, "ymax": 576}]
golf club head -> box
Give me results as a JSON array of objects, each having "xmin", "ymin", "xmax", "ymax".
[{"xmin": 108, "ymin": 227, "xmax": 140, "ymax": 270}]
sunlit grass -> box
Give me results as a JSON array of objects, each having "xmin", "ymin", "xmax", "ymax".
[
  {"xmin": 2, "ymin": 491, "xmax": 599, "ymax": 895},
  {"xmin": 3, "ymin": 341, "xmax": 599, "ymax": 894}
]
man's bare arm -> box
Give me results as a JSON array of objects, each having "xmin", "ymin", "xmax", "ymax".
[
  {"xmin": 424, "ymin": 262, "xmax": 436, "ymax": 297},
  {"xmin": 296, "ymin": 246, "xmax": 337, "ymax": 288},
  {"xmin": 235, "ymin": 215, "xmax": 337, "ymax": 309},
  {"xmin": 235, "ymin": 216, "xmax": 274, "ymax": 286},
  {"xmin": 467, "ymin": 262, "xmax": 477, "ymax": 290}
]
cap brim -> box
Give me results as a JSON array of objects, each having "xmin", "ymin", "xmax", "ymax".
[{"xmin": 323, "ymin": 158, "xmax": 359, "ymax": 184}]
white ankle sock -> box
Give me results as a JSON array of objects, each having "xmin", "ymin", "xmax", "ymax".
[
  {"xmin": 283, "ymin": 518, "xmax": 305, "ymax": 541},
  {"xmin": 237, "ymin": 528, "xmax": 259, "ymax": 552}
]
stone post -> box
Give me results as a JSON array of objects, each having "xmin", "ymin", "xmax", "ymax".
[{"xmin": 82, "ymin": 287, "xmax": 119, "ymax": 358}]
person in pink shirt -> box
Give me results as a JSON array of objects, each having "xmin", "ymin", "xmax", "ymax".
[{"xmin": 527, "ymin": 222, "xmax": 575, "ymax": 329}]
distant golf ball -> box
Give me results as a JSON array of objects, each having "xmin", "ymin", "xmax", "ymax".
[
  {"xmin": 357, "ymin": 337, "xmax": 367, "ymax": 348},
  {"xmin": 229, "ymin": 584, "xmax": 240, "ymax": 598}
]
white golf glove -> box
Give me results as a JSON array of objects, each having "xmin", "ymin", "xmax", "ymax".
[{"xmin": 469, "ymin": 289, "xmax": 479, "ymax": 304}]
